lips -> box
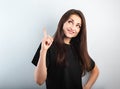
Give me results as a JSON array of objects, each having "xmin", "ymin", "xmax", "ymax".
[{"xmin": 67, "ymin": 29, "xmax": 75, "ymax": 34}]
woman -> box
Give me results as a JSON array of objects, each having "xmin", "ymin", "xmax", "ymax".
[{"xmin": 32, "ymin": 9, "xmax": 99, "ymax": 89}]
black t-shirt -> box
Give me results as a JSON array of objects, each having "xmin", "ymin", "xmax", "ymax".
[{"xmin": 32, "ymin": 43, "xmax": 95, "ymax": 89}]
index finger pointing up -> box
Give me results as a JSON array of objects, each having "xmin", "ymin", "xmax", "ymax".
[{"xmin": 43, "ymin": 28, "xmax": 47, "ymax": 38}]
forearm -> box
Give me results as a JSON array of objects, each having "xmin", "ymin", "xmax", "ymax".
[
  {"xmin": 84, "ymin": 64, "xmax": 99, "ymax": 89},
  {"xmin": 34, "ymin": 50, "xmax": 47, "ymax": 85}
]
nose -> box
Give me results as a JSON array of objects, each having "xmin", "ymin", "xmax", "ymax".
[{"xmin": 71, "ymin": 24, "xmax": 76, "ymax": 31}]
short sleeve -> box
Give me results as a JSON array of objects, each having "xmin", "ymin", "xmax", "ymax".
[
  {"xmin": 31, "ymin": 43, "xmax": 50, "ymax": 68},
  {"xmin": 31, "ymin": 43, "xmax": 41, "ymax": 66},
  {"xmin": 88, "ymin": 58, "xmax": 95, "ymax": 72}
]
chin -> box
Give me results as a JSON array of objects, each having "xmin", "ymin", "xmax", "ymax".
[{"xmin": 67, "ymin": 35, "xmax": 76, "ymax": 38}]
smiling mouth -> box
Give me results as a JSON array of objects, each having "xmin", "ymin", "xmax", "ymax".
[{"xmin": 67, "ymin": 29, "xmax": 75, "ymax": 34}]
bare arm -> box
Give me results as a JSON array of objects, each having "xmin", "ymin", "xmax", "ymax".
[
  {"xmin": 34, "ymin": 29, "xmax": 53, "ymax": 85},
  {"xmin": 83, "ymin": 64, "xmax": 99, "ymax": 89},
  {"xmin": 34, "ymin": 50, "xmax": 47, "ymax": 85}
]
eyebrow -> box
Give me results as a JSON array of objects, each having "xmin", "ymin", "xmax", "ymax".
[{"xmin": 68, "ymin": 18, "xmax": 81, "ymax": 26}]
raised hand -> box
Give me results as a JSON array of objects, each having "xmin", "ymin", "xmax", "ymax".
[{"xmin": 41, "ymin": 28, "xmax": 53, "ymax": 51}]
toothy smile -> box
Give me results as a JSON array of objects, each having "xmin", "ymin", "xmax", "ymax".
[{"xmin": 67, "ymin": 29, "xmax": 75, "ymax": 34}]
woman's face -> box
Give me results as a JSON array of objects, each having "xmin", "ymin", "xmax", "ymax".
[{"xmin": 63, "ymin": 14, "xmax": 81, "ymax": 39}]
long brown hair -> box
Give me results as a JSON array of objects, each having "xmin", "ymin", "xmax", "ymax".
[{"xmin": 53, "ymin": 9, "xmax": 91, "ymax": 75}]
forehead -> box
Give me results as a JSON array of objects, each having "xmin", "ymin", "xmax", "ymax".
[{"xmin": 68, "ymin": 14, "xmax": 82, "ymax": 23}]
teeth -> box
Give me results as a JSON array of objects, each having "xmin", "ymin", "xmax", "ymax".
[{"xmin": 68, "ymin": 29, "xmax": 75, "ymax": 33}]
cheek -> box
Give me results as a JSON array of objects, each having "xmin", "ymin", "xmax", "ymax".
[
  {"xmin": 76, "ymin": 29, "xmax": 80, "ymax": 34},
  {"xmin": 74, "ymin": 29, "xmax": 80, "ymax": 36},
  {"xmin": 63, "ymin": 24, "xmax": 65, "ymax": 31},
  {"xmin": 63, "ymin": 23, "xmax": 67, "ymax": 32}
]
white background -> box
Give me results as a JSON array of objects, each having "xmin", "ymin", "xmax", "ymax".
[{"xmin": 0, "ymin": 0, "xmax": 120, "ymax": 89}]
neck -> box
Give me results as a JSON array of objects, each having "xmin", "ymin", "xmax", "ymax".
[{"xmin": 64, "ymin": 37, "xmax": 71, "ymax": 44}]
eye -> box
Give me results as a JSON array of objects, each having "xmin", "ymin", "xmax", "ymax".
[
  {"xmin": 76, "ymin": 25, "xmax": 81, "ymax": 29},
  {"xmin": 68, "ymin": 20, "xmax": 73, "ymax": 24}
]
